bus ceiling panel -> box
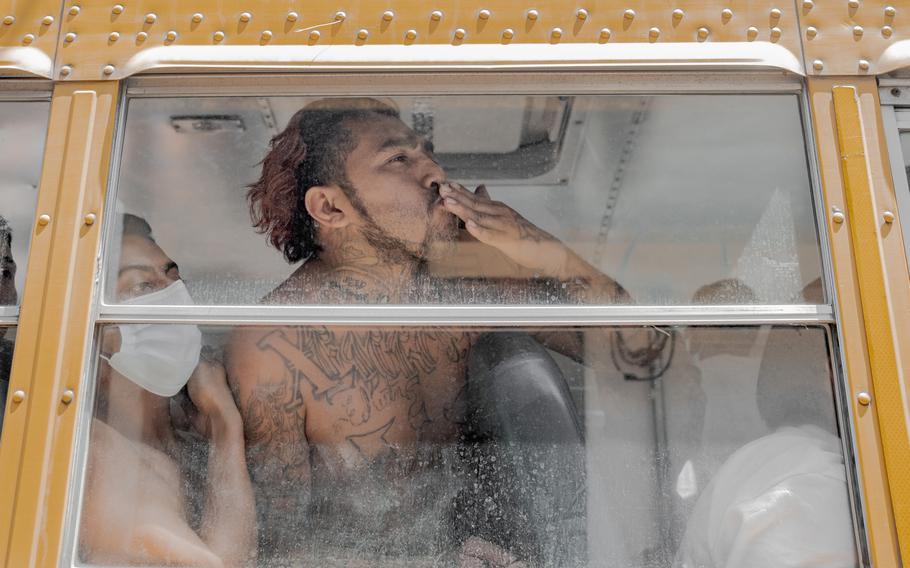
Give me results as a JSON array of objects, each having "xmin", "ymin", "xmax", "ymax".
[
  {"xmin": 46, "ymin": 0, "xmax": 808, "ymax": 81},
  {"xmin": 0, "ymin": 0, "xmax": 60, "ymax": 78}
]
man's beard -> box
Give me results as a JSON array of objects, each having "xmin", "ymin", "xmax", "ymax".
[{"xmin": 340, "ymin": 182, "xmax": 458, "ymax": 264}]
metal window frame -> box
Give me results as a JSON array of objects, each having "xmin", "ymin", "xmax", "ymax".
[
  {"xmin": 875, "ymin": 82, "xmax": 910, "ymax": 269},
  {"xmin": 60, "ymin": 70, "xmax": 866, "ymax": 568}
]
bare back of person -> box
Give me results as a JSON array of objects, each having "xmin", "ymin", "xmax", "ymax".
[{"xmin": 81, "ymin": 419, "xmax": 223, "ymax": 567}]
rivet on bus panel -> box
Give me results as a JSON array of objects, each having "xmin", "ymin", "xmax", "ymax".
[
  {"xmin": 260, "ymin": 30, "xmax": 272, "ymax": 43},
  {"xmin": 857, "ymin": 392, "xmax": 872, "ymax": 406},
  {"xmin": 770, "ymin": 27, "xmax": 782, "ymax": 42},
  {"xmin": 38, "ymin": 213, "xmax": 52, "ymax": 225},
  {"xmin": 356, "ymin": 28, "xmax": 368, "ymax": 40},
  {"xmin": 287, "ymin": 11, "xmax": 299, "ymax": 22},
  {"xmin": 697, "ymin": 27, "xmax": 709, "ymax": 41},
  {"xmin": 64, "ymin": 32, "xmax": 77, "ymax": 43},
  {"xmin": 61, "ymin": 390, "xmax": 75, "ymax": 404},
  {"xmin": 102, "ymin": 65, "xmax": 115, "ymax": 75},
  {"xmin": 213, "ymin": 30, "xmax": 225, "ymax": 42},
  {"xmin": 648, "ymin": 27, "xmax": 660, "ymax": 41},
  {"xmin": 806, "ymin": 26, "xmax": 817, "ymax": 39},
  {"xmin": 853, "ymin": 25, "xmax": 863, "ymax": 38},
  {"xmin": 382, "ymin": 11, "xmax": 394, "ymax": 21},
  {"xmin": 502, "ymin": 28, "xmax": 514, "ymax": 40},
  {"xmin": 22, "ymin": 34, "xmax": 35, "ymax": 45},
  {"xmin": 746, "ymin": 26, "xmax": 758, "ymax": 40},
  {"xmin": 883, "ymin": 211, "xmax": 895, "ymax": 224},
  {"xmin": 885, "ymin": 6, "xmax": 897, "ymax": 18},
  {"xmin": 812, "ymin": 59, "xmax": 824, "ymax": 71},
  {"xmin": 802, "ymin": 0, "xmax": 814, "ymax": 11},
  {"xmin": 551, "ymin": 27, "xmax": 563, "ymax": 40},
  {"xmin": 145, "ymin": 12, "xmax": 157, "ymax": 24},
  {"xmin": 721, "ymin": 8, "xmax": 733, "ymax": 22},
  {"xmin": 453, "ymin": 28, "xmax": 466, "ymax": 40},
  {"xmin": 847, "ymin": 0, "xmax": 860, "ymax": 9},
  {"xmin": 165, "ymin": 30, "xmax": 178, "ymax": 42},
  {"xmin": 136, "ymin": 31, "xmax": 148, "ymax": 42},
  {"xmin": 334, "ymin": 11, "xmax": 347, "ymax": 21},
  {"xmin": 2, "ymin": 15, "xmax": 15, "ymax": 25},
  {"xmin": 431, "ymin": 10, "xmax": 443, "ymax": 21},
  {"xmin": 599, "ymin": 28, "xmax": 611, "ymax": 41},
  {"xmin": 478, "ymin": 9, "xmax": 491, "ymax": 20},
  {"xmin": 239, "ymin": 12, "xmax": 252, "ymax": 22},
  {"xmin": 623, "ymin": 9, "xmax": 635, "ymax": 20},
  {"xmin": 192, "ymin": 13, "xmax": 204, "ymax": 23},
  {"xmin": 673, "ymin": 9, "xmax": 685, "ymax": 21},
  {"xmin": 859, "ymin": 59, "xmax": 870, "ymax": 71},
  {"xmin": 576, "ymin": 9, "xmax": 589, "ymax": 21},
  {"xmin": 405, "ymin": 29, "xmax": 418, "ymax": 41},
  {"xmin": 882, "ymin": 26, "xmax": 893, "ymax": 38},
  {"xmin": 111, "ymin": 4, "xmax": 124, "ymax": 15},
  {"xmin": 84, "ymin": 213, "xmax": 98, "ymax": 224},
  {"xmin": 69, "ymin": 6, "xmax": 81, "ymax": 16},
  {"xmin": 11, "ymin": 390, "xmax": 25, "ymax": 403},
  {"xmin": 308, "ymin": 30, "xmax": 321, "ymax": 42},
  {"xmin": 42, "ymin": 16, "xmax": 55, "ymax": 25},
  {"xmin": 527, "ymin": 9, "xmax": 539, "ymax": 21},
  {"xmin": 832, "ymin": 208, "xmax": 845, "ymax": 223},
  {"xmin": 769, "ymin": 8, "xmax": 782, "ymax": 19}
]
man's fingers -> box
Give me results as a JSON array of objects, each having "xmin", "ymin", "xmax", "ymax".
[
  {"xmin": 444, "ymin": 198, "xmax": 501, "ymax": 229},
  {"xmin": 474, "ymin": 184, "xmax": 491, "ymax": 199},
  {"xmin": 441, "ymin": 183, "xmax": 502, "ymax": 214}
]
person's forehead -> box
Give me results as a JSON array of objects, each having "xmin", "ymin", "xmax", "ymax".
[
  {"xmin": 119, "ymin": 234, "xmax": 171, "ymax": 267},
  {"xmin": 350, "ymin": 114, "xmax": 417, "ymax": 150}
]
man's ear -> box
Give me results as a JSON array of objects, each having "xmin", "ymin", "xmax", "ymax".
[{"xmin": 304, "ymin": 185, "xmax": 352, "ymax": 228}]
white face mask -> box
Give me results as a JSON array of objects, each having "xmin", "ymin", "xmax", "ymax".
[{"xmin": 102, "ymin": 280, "xmax": 201, "ymax": 397}]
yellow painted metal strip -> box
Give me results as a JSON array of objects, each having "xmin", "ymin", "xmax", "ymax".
[
  {"xmin": 0, "ymin": 81, "xmax": 117, "ymax": 568},
  {"xmin": 833, "ymin": 85, "xmax": 910, "ymax": 564}
]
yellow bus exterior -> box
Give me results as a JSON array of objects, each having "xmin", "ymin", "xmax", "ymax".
[{"xmin": 0, "ymin": 1, "xmax": 909, "ymax": 566}]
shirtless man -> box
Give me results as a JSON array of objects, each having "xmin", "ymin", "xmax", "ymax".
[
  {"xmin": 80, "ymin": 215, "xmax": 255, "ymax": 567},
  {"xmin": 228, "ymin": 99, "xmax": 623, "ymax": 565}
]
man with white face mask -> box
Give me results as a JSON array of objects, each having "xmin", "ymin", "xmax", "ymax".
[{"xmin": 80, "ymin": 214, "xmax": 255, "ymax": 567}]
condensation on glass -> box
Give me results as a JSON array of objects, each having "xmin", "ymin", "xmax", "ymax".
[
  {"xmin": 0, "ymin": 99, "xmax": 49, "ymax": 307},
  {"xmin": 104, "ymin": 95, "xmax": 825, "ymax": 306},
  {"xmin": 74, "ymin": 323, "xmax": 855, "ymax": 568}
]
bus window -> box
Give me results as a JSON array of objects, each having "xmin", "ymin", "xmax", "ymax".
[
  {"xmin": 0, "ymin": 327, "xmax": 15, "ymax": 431},
  {"xmin": 104, "ymin": 94, "xmax": 825, "ymax": 306},
  {"xmin": 0, "ymin": 99, "xmax": 48, "ymax": 307},
  {"xmin": 74, "ymin": 322, "xmax": 853, "ymax": 567},
  {"xmin": 0, "ymin": 97, "xmax": 50, "ymax": 434}
]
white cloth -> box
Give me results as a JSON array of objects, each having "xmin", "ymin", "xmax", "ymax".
[{"xmin": 674, "ymin": 425, "xmax": 858, "ymax": 568}]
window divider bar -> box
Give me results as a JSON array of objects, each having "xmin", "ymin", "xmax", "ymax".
[{"xmin": 95, "ymin": 304, "xmax": 835, "ymax": 326}]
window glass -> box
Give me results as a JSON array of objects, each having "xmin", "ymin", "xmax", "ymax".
[
  {"xmin": 0, "ymin": 100, "xmax": 50, "ymax": 306},
  {"xmin": 0, "ymin": 327, "xmax": 14, "ymax": 432},
  {"xmin": 106, "ymin": 95, "xmax": 824, "ymax": 306},
  {"xmin": 77, "ymin": 323, "xmax": 854, "ymax": 567}
]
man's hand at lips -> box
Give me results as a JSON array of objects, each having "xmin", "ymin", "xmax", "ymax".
[{"xmin": 440, "ymin": 182, "xmax": 578, "ymax": 278}]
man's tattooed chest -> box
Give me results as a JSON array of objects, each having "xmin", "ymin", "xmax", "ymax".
[{"xmin": 256, "ymin": 327, "xmax": 472, "ymax": 453}]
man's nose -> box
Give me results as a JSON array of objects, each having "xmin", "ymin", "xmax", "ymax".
[{"xmin": 422, "ymin": 160, "xmax": 446, "ymax": 191}]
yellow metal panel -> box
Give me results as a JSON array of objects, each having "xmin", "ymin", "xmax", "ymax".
[
  {"xmin": 808, "ymin": 77, "xmax": 902, "ymax": 567},
  {"xmin": 50, "ymin": 0, "xmax": 805, "ymax": 80},
  {"xmin": 0, "ymin": 81, "xmax": 117, "ymax": 568},
  {"xmin": 832, "ymin": 84, "xmax": 910, "ymax": 565},
  {"xmin": 0, "ymin": 0, "xmax": 61, "ymax": 77},
  {"xmin": 799, "ymin": 0, "xmax": 910, "ymax": 76}
]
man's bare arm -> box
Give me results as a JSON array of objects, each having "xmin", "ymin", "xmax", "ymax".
[
  {"xmin": 227, "ymin": 328, "xmax": 312, "ymax": 558},
  {"xmin": 186, "ymin": 360, "xmax": 257, "ymax": 567}
]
